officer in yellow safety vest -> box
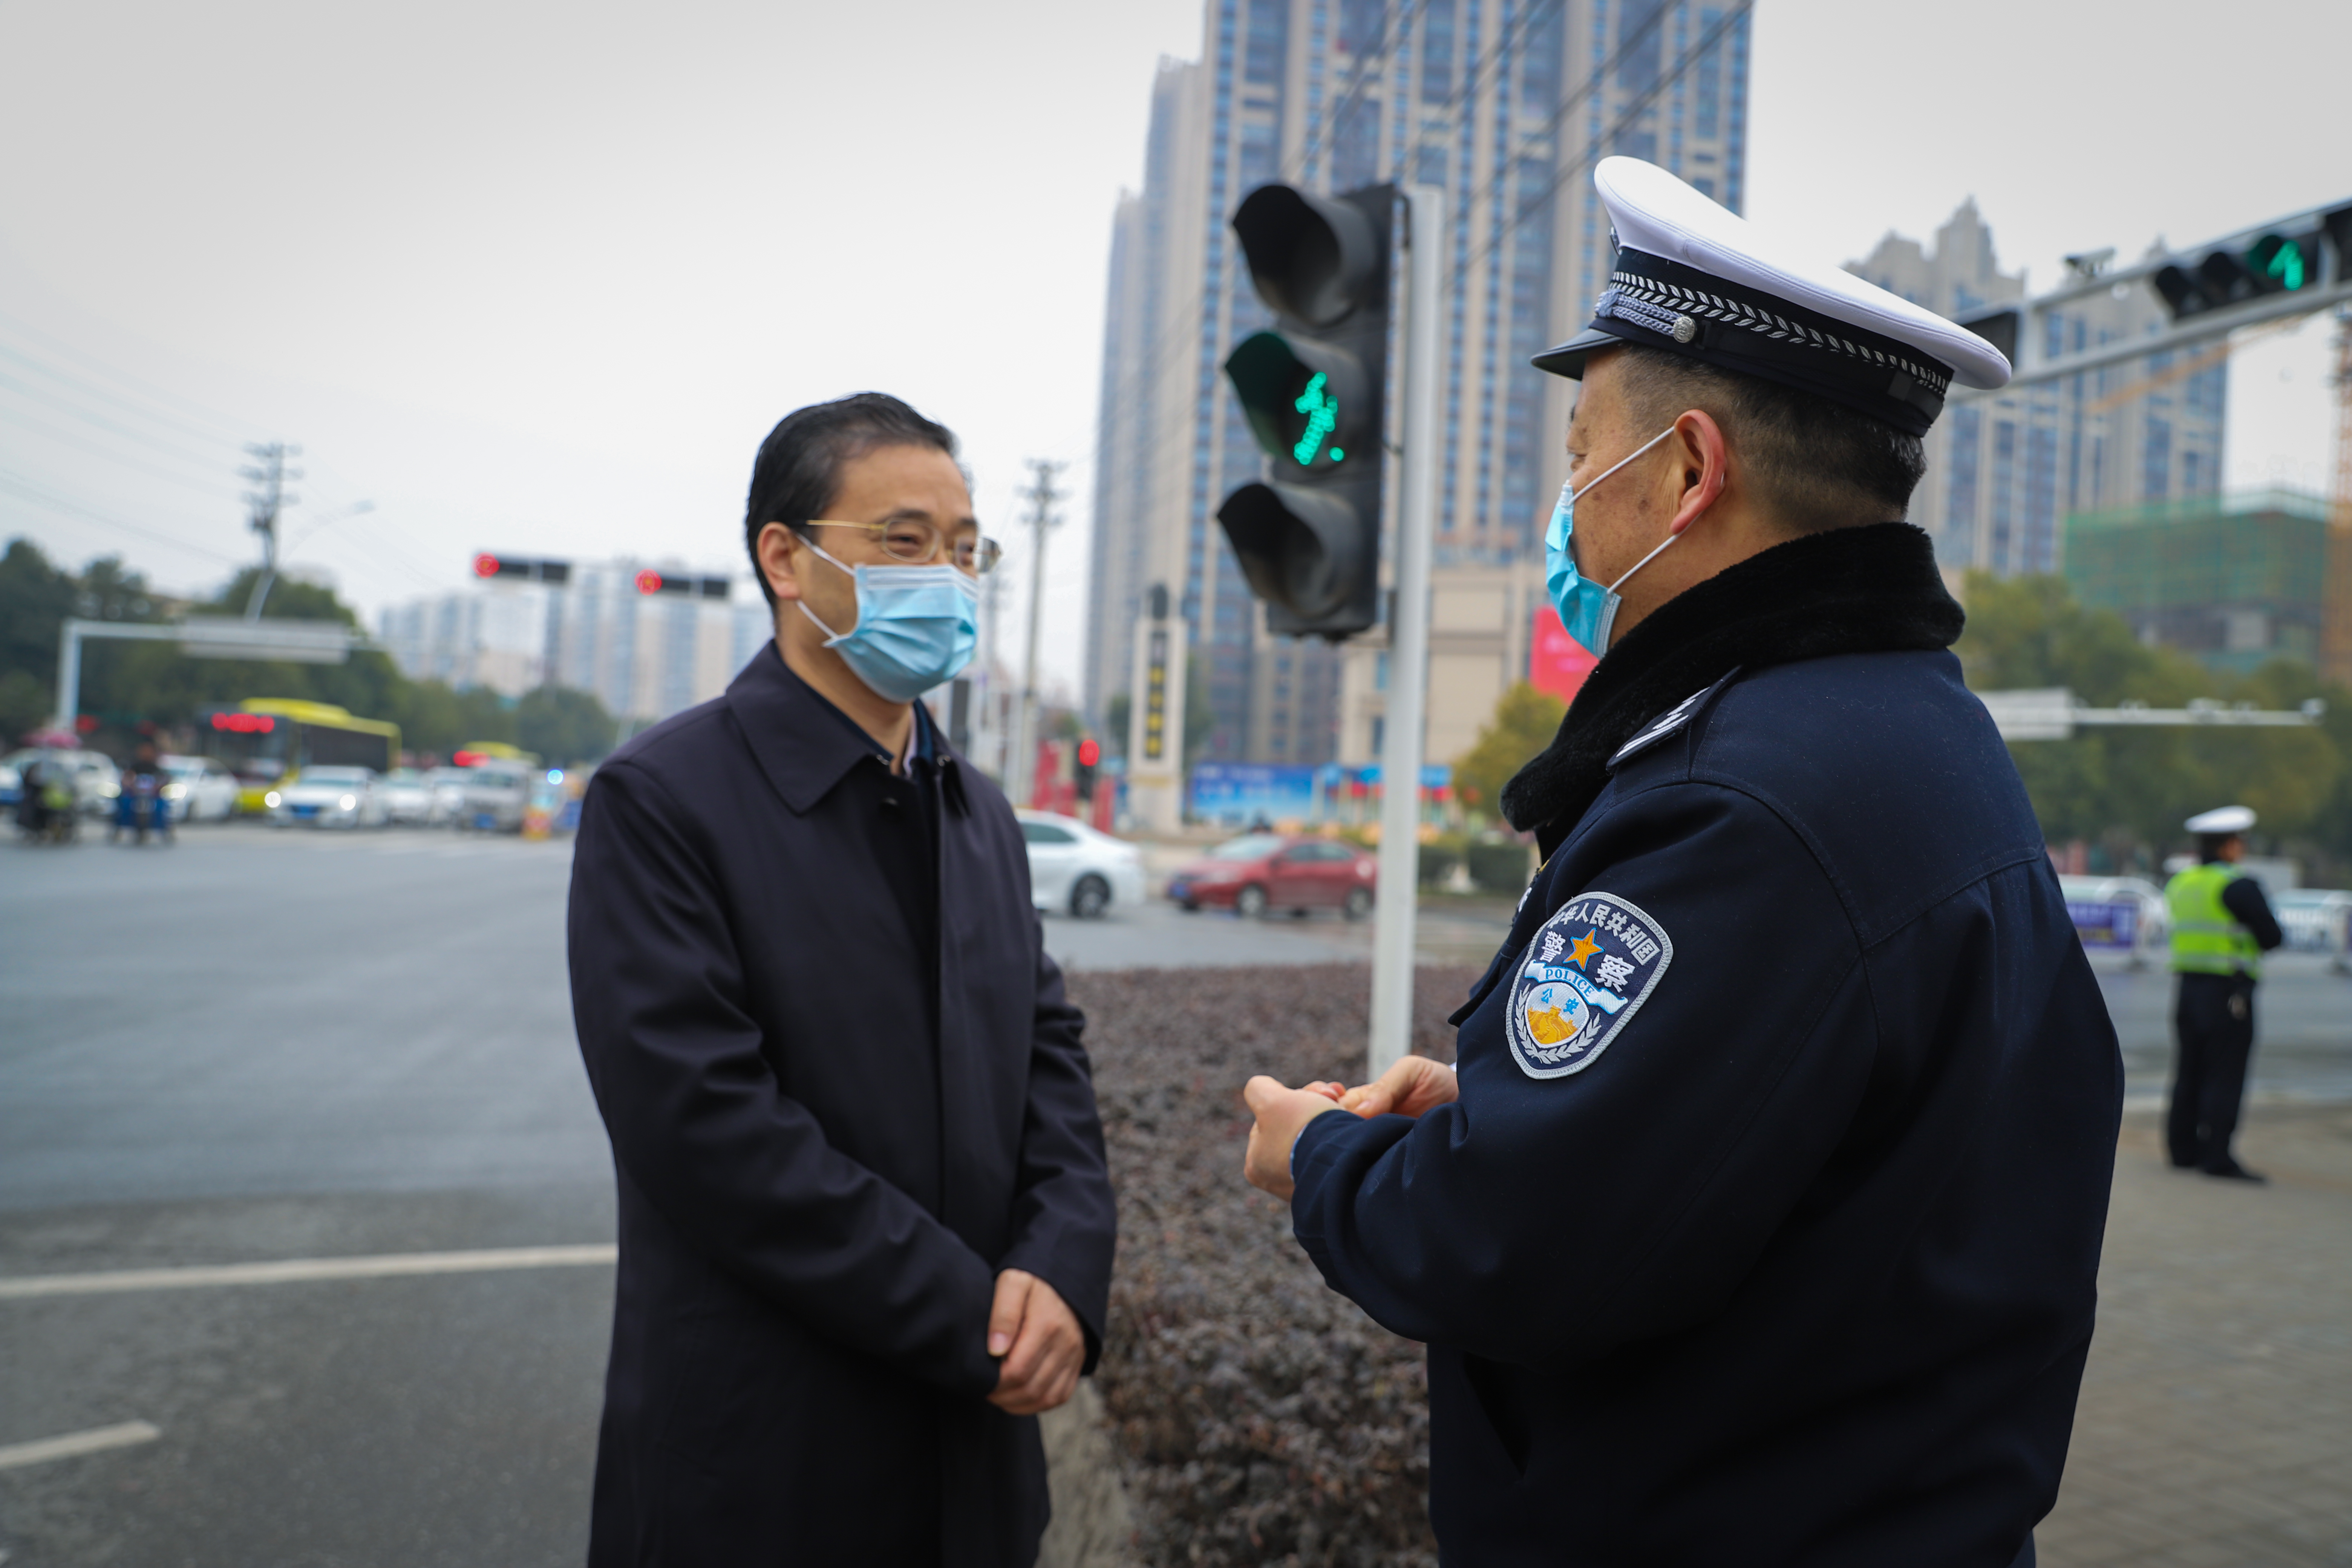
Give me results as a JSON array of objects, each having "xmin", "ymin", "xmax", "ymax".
[{"xmin": 2165, "ymin": 805, "xmax": 2285, "ymax": 1181}]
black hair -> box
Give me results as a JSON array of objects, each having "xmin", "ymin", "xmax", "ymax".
[
  {"xmin": 2197, "ymin": 833, "xmax": 2240, "ymax": 864},
  {"xmin": 742, "ymin": 393, "xmax": 959, "ymax": 605},
  {"xmin": 1611, "ymin": 345, "xmax": 1928, "ymax": 531}
]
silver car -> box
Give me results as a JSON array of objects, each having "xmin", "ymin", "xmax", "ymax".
[{"xmin": 455, "ymin": 766, "xmax": 531, "ymax": 833}]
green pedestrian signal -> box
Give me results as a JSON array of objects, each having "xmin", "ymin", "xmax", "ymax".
[{"xmin": 1215, "ymin": 182, "xmax": 1394, "ymax": 639}]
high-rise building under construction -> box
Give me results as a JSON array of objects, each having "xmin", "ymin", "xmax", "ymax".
[{"xmin": 1084, "ymin": 0, "xmax": 1754, "ymax": 766}]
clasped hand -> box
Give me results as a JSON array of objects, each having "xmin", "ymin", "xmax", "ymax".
[
  {"xmin": 1242, "ymin": 1054, "xmax": 1459, "ymax": 1200},
  {"xmin": 986, "ymin": 1268, "xmax": 1084, "ymax": 1415}
]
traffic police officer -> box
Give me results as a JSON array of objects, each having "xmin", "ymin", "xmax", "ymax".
[
  {"xmin": 1242, "ymin": 159, "xmax": 2122, "ymax": 1567},
  {"xmin": 2165, "ymin": 804, "xmax": 2284, "ymax": 1181}
]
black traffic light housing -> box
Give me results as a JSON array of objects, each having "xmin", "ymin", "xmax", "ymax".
[
  {"xmin": 2152, "ymin": 223, "xmax": 2337, "ymax": 321},
  {"xmin": 1074, "ymin": 737, "xmax": 1100, "ymax": 802},
  {"xmin": 635, "ymin": 570, "xmax": 731, "ymax": 600},
  {"xmin": 1216, "ymin": 182, "xmax": 1394, "ymax": 640},
  {"xmin": 474, "ymin": 554, "xmax": 572, "ymax": 585}
]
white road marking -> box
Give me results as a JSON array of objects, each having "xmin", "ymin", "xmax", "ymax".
[
  {"xmin": 0, "ymin": 1421, "xmax": 162, "ymax": 1471},
  {"xmin": 0, "ymin": 1244, "xmax": 617, "ymax": 1300}
]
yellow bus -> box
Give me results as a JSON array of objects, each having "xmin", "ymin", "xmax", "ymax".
[
  {"xmin": 450, "ymin": 739, "xmax": 539, "ymax": 768},
  {"xmin": 197, "ymin": 699, "xmax": 402, "ymax": 813}
]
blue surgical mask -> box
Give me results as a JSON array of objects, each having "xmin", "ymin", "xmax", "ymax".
[
  {"xmin": 796, "ymin": 541, "xmax": 979, "ymax": 703},
  {"xmin": 1543, "ymin": 425, "xmax": 1680, "ymax": 655}
]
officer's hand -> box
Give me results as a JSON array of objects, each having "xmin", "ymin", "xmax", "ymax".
[
  {"xmin": 1243, "ymin": 1075, "xmax": 1350, "ymax": 1200},
  {"xmin": 986, "ymin": 1268, "xmax": 1085, "ymax": 1415},
  {"xmin": 1338, "ymin": 1055, "xmax": 1459, "ymax": 1119}
]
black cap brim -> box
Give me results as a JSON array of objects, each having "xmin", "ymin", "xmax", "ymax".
[{"xmin": 1530, "ymin": 326, "xmax": 1623, "ymax": 381}]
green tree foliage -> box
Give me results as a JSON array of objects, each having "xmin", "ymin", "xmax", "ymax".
[
  {"xmin": 0, "ymin": 536, "xmax": 589, "ymax": 768},
  {"xmin": 0, "ymin": 539, "xmax": 77, "ymax": 734},
  {"xmin": 515, "ymin": 684, "xmax": 616, "ymax": 765},
  {"xmin": 1955, "ymin": 571, "xmax": 2350, "ymax": 877},
  {"xmin": 1453, "ymin": 681, "xmax": 1567, "ymax": 819}
]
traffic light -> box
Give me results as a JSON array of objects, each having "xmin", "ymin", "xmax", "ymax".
[
  {"xmin": 473, "ymin": 554, "xmax": 571, "ymax": 585},
  {"xmin": 1216, "ymin": 182, "xmax": 1395, "ymax": 640},
  {"xmin": 634, "ymin": 570, "xmax": 731, "ymax": 600},
  {"xmin": 1074, "ymin": 737, "xmax": 1100, "ymax": 802},
  {"xmin": 2151, "ymin": 225, "xmax": 2338, "ymax": 321}
]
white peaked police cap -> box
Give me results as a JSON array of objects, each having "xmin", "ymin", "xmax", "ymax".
[
  {"xmin": 2184, "ymin": 805, "xmax": 2257, "ymax": 835},
  {"xmin": 1533, "ymin": 157, "xmax": 2013, "ymax": 436}
]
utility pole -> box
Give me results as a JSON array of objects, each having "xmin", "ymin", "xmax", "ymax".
[
  {"xmin": 1012, "ymin": 459, "xmax": 1066, "ymax": 808},
  {"xmin": 238, "ymin": 441, "xmax": 302, "ymax": 621},
  {"xmin": 1368, "ymin": 184, "xmax": 1444, "ymax": 1080}
]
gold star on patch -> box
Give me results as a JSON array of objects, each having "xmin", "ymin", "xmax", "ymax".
[{"xmin": 1565, "ymin": 931, "xmax": 1603, "ymax": 969}]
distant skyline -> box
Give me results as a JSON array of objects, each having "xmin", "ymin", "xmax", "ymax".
[{"xmin": 3, "ymin": 0, "xmax": 2346, "ymax": 704}]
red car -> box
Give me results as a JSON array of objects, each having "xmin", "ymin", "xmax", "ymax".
[{"xmin": 1167, "ymin": 833, "xmax": 1378, "ymax": 920}]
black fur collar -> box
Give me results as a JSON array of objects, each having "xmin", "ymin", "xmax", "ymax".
[{"xmin": 1501, "ymin": 521, "xmax": 1963, "ymax": 855}]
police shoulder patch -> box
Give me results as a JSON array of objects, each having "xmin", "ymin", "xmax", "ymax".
[{"xmin": 1505, "ymin": 891, "xmax": 1673, "ymax": 1079}]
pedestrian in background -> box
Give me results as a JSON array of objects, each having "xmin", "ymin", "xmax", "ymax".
[
  {"xmin": 2165, "ymin": 804, "xmax": 2285, "ymax": 1182},
  {"xmin": 1241, "ymin": 159, "xmax": 2120, "ymax": 1568},
  {"xmin": 568, "ymin": 393, "xmax": 1116, "ymax": 1567},
  {"xmin": 111, "ymin": 740, "xmax": 171, "ymax": 844}
]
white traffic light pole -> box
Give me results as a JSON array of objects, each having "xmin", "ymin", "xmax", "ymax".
[{"xmin": 1368, "ymin": 184, "xmax": 1445, "ymax": 1081}]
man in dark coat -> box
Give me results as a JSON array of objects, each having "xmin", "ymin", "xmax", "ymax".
[
  {"xmin": 1242, "ymin": 159, "xmax": 2121, "ymax": 1566},
  {"xmin": 570, "ymin": 393, "xmax": 1116, "ymax": 1567}
]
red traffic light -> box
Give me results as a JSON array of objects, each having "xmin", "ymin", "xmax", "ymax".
[
  {"xmin": 1077, "ymin": 739, "xmax": 1100, "ymax": 767},
  {"xmin": 473, "ymin": 553, "xmax": 501, "ymax": 578},
  {"xmin": 635, "ymin": 570, "xmax": 664, "ymax": 594}
]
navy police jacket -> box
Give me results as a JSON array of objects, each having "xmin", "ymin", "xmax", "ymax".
[
  {"xmin": 1291, "ymin": 646, "xmax": 2123, "ymax": 1566},
  {"xmin": 569, "ymin": 645, "xmax": 1116, "ymax": 1567}
]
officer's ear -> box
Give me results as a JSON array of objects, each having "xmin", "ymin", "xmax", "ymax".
[
  {"xmin": 756, "ymin": 522, "xmax": 807, "ymax": 604},
  {"xmin": 1664, "ymin": 410, "xmax": 1729, "ymax": 536}
]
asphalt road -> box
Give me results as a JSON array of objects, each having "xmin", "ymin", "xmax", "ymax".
[{"xmin": 2, "ymin": 820, "xmax": 2346, "ymax": 1566}]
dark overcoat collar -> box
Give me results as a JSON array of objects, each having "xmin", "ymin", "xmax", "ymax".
[{"xmin": 724, "ymin": 640, "xmax": 971, "ymax": 818}]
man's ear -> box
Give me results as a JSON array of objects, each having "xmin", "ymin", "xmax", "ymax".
[
  {"xmin": 755, "ymin": 522, "xmax": 805, "ymax": 603},
  {"xmin": 1665, "ymin": 410, "xmax": 1729, "ymax": 536}
]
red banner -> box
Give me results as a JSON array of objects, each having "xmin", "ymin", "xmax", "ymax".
[{"xmin": 1528, "ymin": 605, "xmax": 1597, "ymax": 704}]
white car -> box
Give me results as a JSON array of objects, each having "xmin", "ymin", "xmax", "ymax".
[
  {"xmin": 375, "ymin": 768, "xmax": 436, "ymax": 825},
  {"xmin": 266, "ymin": 766, "xmax": 389, "ymax": 829},
  {"xmin": 420, "ymin": 767, "xmax": 475, "ymax": 825},
  {"xmin": 1017, "ymin": 810, "xmax": 1147, "ymax": 920},
  {"xmin": 161, "ymin": 755, "xmax": 241, "ymax": 823}
]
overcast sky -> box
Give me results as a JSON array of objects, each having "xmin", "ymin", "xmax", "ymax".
[{"xmin": 3, "ymin": 0, "xmax": 2346, "ymax": 703}]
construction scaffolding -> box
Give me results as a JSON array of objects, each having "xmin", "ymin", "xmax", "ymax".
[{"xmin": 2063, "ymin": 489, "xmax": 2334, "ymax": 674}]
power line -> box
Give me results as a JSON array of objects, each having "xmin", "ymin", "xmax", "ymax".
[
  {"xmin": 0, "ymin": 366, "xmax": 246, "ymax": 474},
  {"xmin": 0, "ymin": 308, "xmax": 257, "ymax": 445},
  {"xmin": 0, "ymin": 340, "xmax": 251, "ymax": 453},
  {"xmin": 1455, "ymin": 2, "xmax": 1753, "ymax": 288},
  {"xmin": 0, "ymin": 468, "xmax": 246, "ymax": 565},
  {"xmin": 0, "ymin": 403, "xmax": 244, "ymax": 498}
]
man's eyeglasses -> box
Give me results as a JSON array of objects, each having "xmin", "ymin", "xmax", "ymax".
[{"xmin": 804, "ymin": 519, "xmax": 1002, "ymax": 576}]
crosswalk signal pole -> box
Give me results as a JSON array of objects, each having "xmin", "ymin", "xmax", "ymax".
[{"xmin": 1368, "ymin": 185, "xmax": 1444, "ymax": 1081}]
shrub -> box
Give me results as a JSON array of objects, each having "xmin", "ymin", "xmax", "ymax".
[
  {"xmin": 1464, "ymin": 839, "xmax": 1534, "ymax": 894},
  {"xmin": 1070, "ymin": 965, "xmax": 1476, "ymax": 1568}
]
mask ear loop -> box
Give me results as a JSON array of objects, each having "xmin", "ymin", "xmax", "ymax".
[
  {"xmin": 1567, "ymin": 425, "xmax": 1683, "ymax": 593},
  {"xmin": 792, "ymin": 534, "xmax": 858, "ymax": 643}
]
